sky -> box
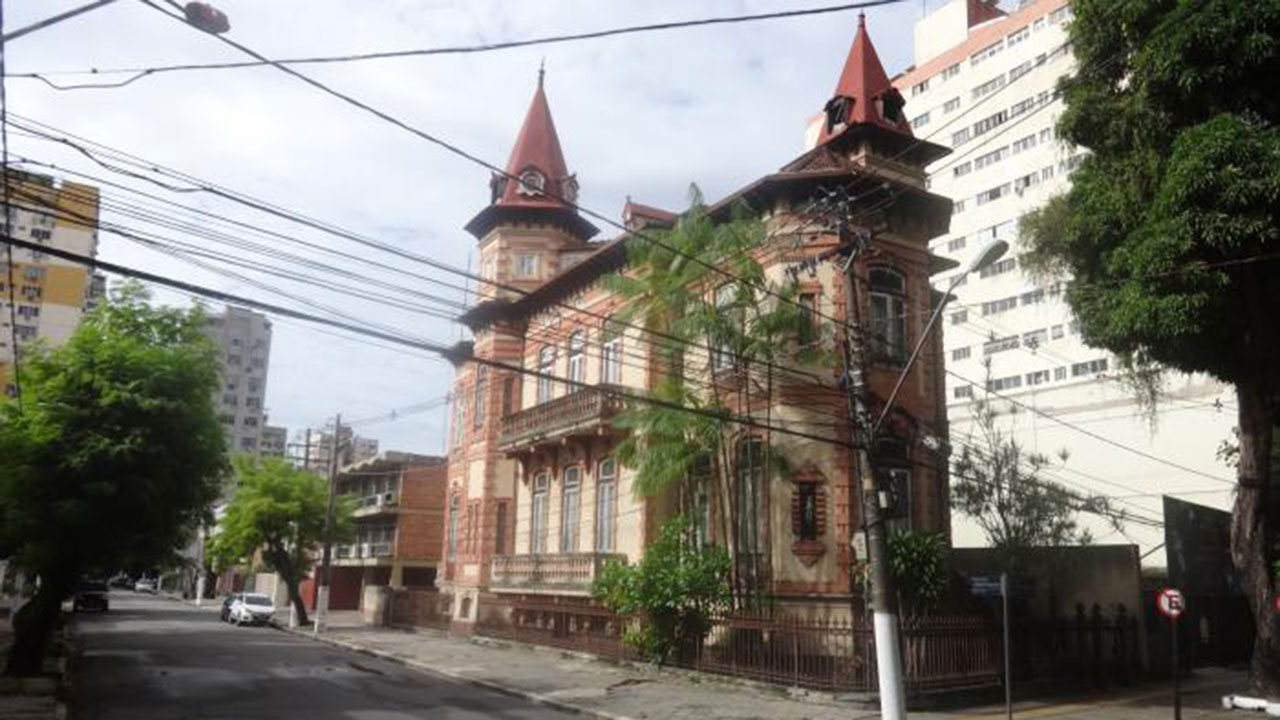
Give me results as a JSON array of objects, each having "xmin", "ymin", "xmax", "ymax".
[{"xmin": 5, "ymin": 0, "xmax": 968, "ymax": 454}]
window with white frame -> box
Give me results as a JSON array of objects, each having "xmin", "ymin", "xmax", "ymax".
[
  {"xmin": 972, "ymin": 75, "xmax": 1006, "ymax": 101},
  {"xmin": 447, "ymin": 494, "xmax": 460, "ymax": 559},
  {"xmin": 1009, "ymin": 97, "xmax": 1036, "ymax": 118},
  {"xmin": 1026, "ymin": 369, "xmax": 1051, "ymax": 386},
  {"xmin": 947, "ymin": 236, "xmax": 967, "ymax": 252},
  {"xmin": 516, "ymin": 253, "xmax": 540, "ymax": 278},
  {"xmin": 1007, "ymin": 26, "xmax": 1030, "ymax": 47},
  {"xmin": 1012, "ymin": 134, "xmax": 1037, "ymax": 154},
  {"xmin": 531, "ymin": 473, "xmax": 550, "ymax": 554},
  {"xmin": 536, "ymin": 346, "xmax": 555, "ymax": 404},
  {"xmin": 952, "ymin": 346, "xmax": 971, "ymax": 361},
  {"xmin": 969, "ymin": 39, "xmax": 1004, "ymax": 67},
  {"xmin": 953, "ymin": 162, "xmax": 973, "ymax": 179},
  {"xmin": 1072, "ymin": 358, "xmax": 1109, "ymax": 377},
  {"xmin": 941, "ymin": 63, "xmax": 961, "ymax": 80},
  {"xmin": 976, "ymin": 183, "xmax": 1012, "ymax": 206},
  {"xmin": 910, "ymin": 112, "xmax": 931, "ymax": 129},
  {"xmin": 601, "ymin": 324, "xmax": 623, "ymax": 384},
  {"xmin": 954, "ymin": 385, "xmax": 974, "ymax": 399},
  {"xmin": 595, "ymin": 458, "xmax": 616, "ymax": 552},
  {"xmin": 561, "ymin": 466, "xmax": 582, "ymax": 552},
  {"xmin": 567, "ymin": 331, "xmax": 586, "ymax": 385},
  {"xmin": 973, "ymin": 110, "xmax": 1008, "ymax": 137},
  {"xmin": 943, "ymin": 97, "xmax": 961, "ymax": 113},
  {"xmin": 712, "ymin": 284, "xmax": 736, "ymax": 371},
  {"xmin": 981, "ymin": 296, "xmax": 1018, "ymax": 316},
  {"xmin": 911, "ymin": 78, "xmax": 930, "ymax": 96}
]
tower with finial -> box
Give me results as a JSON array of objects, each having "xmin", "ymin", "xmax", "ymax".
[{"xmin": 442, "ymin": 67, "xmax": 598, "ymax": 630}]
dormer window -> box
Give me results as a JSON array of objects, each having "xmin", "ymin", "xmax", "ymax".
[
  {"xmin": 517, "ymin": 169, "xmax": 546, "ymax": 196},
  {"xmin": 823, "ymin": 95, "xmax": 853, "ymax": 134},
  {"xmin": 561, "ymin": 175, "xmax": 579, "ymax": 204},
  {"xmin": 879, "ymin": 91, "xmax": 905, "ymax": 125}
]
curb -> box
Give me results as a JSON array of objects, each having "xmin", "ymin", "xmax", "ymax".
[{"xmin": 276, "ymin": 624, "xmax": 637, "ymax": 720}]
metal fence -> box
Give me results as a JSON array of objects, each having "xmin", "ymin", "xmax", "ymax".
[{"xmin": 472, "ymin": 596, "xmax": 1003, "ymax": 694}]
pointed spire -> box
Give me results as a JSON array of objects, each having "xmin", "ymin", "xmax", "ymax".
[
  {"xmin": 495, "ymin": 69, "xmax": 574, "ymax": 209},
  {"xmin": 820, "ymin": 13, "xmax": 913, "ymax": 143}
]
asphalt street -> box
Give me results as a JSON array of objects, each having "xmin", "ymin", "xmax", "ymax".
[{"xmin": 72, "ymin": 592, "xmax": 574, "ymax": 720}]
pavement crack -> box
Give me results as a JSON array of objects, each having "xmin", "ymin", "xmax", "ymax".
[{"xmin": 347, "ymin": 661, "xmax": 386, "ymax": 676}]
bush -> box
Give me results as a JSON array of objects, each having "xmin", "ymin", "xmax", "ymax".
[{"xmin": 593, "ymin": 517, "xmax": 732, "ymax": 663}]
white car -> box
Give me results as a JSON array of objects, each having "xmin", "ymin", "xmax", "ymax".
[
  {"xmin": 227, "ymin": 593, "xmax": 276, "ymax": 626},
  {"xmin": 133, "ymin": 578, "xmax": 157, "ymax": 594}
]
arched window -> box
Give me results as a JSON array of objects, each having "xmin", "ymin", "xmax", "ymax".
[
  {"xmin": 874, "ymin": 440, "xmax": 911, "ymax": 533},
  {"xmin": 567, "ymin": 331, "xmax": 586, "ymax": 385},
  {"xmin": 736, "ymin": 438, "xmax": 764, "ymax": 588},
  {"xmin": 536, "ymin": 346, "xmax": 556, "ymax": 404},
  {"xmin": 869, "ymin": 266, "xmax": 908, "ymax": 364},
  {"xmin": 561, "ymin": 466, "xmax": 582, "ymax": 552},
  {"xmin": 595, "ymin": 459, "xmax": 617, "ymax": 552},
  {"xmin": 531, "ymin": 473, "xmax": 550, "ymax": 554},
  {"xmin": 601, "ymin": 320, "xmax": 623, "ymax": 384}
]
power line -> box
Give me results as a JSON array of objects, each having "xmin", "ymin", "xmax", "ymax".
[
  {"xmin": 0, "ymin": 232, "xmax": 854, "ymax": 451},
  {"xmin": 8, "ymin": 117, "xmax": 829, "ymax": 390},
  {"xmin": 8, "ymin": 0, "xmax": 915, "ymax": 89}
]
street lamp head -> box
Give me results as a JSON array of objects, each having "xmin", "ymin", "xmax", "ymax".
[{"xmin": 965, "ymin": 238, "xmax": 1009, "ymax": 276}]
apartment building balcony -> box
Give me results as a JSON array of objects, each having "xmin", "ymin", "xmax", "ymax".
[
  {"xmin": 498, "ymin": 385, "xmax": 624, "ymax": 452},
  {"xmin": 332, "ymin": 542, "xmax": 395, "ymax": 567},
  {"xmin": 350, "ymin": 491, "xmax": 400, "ymax": 518},
  {"xmin": 489, "ymin": 553, "xmax": 625, "ymax": 595}
]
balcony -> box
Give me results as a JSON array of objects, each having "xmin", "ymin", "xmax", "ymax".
[
  {"xmin": 333, "ymin": 542, "xmax": 394, "ymax": 564},
  {"xmin": 498, "ymin": 385, "xmax": 625, "ymax": 451},
  {"xmin": 490, "ymin": 553, "xmax": 626, "ymax": 595},
  {"xmin": 351, "ymin": 491, "xmax": 399, "ymax": 518}
]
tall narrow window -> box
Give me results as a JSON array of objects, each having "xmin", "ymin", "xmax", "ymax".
[
  {"xmin": 536, "ymin": 347, "xmax": 555, "ymax": 404},
  {"xmin": 601, "ymin": 322, "xmax": 622, "ymax": 384},
  {"xmin": 567, "ymin": 331, "xmax": 586, "ymax": 385},
  {"xmin": 447, "ymin": 494, "xmax": 460, "ymax": 560},
  {"xmin": 531, "ymin": 473, "xmax": 549, "ymax": 554},
  {"xmin": 712, "ymin": 284, "xmax": 736, "ymax": 371},
  {"xmin": 595, "ymin": 459, "xmax": 616, "ymax": 552},
  {"xmin": 501, "ymin": 377, "xmax": 515, "ymax": 417},
  {"xmin": 875, "ymin": 441, "xmax": 912, "ymax": 534},
  {"xmin": 472, "ymin": 366, "xmax": 488, "ymax": 429},
  {"xmin": 798, "ymin": 292, "xmax": 819, "ymax": 345},
  {"xmin": 797, "ymin": 484, "xmax": 819, "ymax": 541},
  {"xmin": 495, "ymin": 502, "xmax": 507, "ymax": 555},
  {"xmin": 561, "ymin": 466, "xmax": 582, "ymax": 553},
  {"xmin": 451, "ymin": 395, "xmax": 466, "ymax": 448},
  {"xmin": 869, "ymin": 267, "xmax": 908, "ymax": 364},
  {"xmin": 737, "ymin": 438, "xmax": 764, "ymax": 586}
]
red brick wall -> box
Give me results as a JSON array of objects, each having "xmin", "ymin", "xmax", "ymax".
[{"xmin": 395, "ymin": 464, "xmax": 447, "ymax": 562}]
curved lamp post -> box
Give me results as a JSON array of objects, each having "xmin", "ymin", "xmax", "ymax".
[{"xmin": 871, "ymin": 237, "xmax": 1008, "ymax": 436}]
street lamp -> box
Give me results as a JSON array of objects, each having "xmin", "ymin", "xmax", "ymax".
[{"xmin": 872, "ymin": 237, "xmax": 1008, "ymax": 436}]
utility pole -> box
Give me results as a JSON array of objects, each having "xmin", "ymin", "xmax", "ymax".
[
  {"xmin": 303, "ymin": 428, "xmax": 312, "ymax": 472},
  {"xmin": 835, "ymin": 222, "xmax": 908, "ymax": 720},
  {"xmin": 314, "ymin": 415, "xmax": 341, "ymax": 635}
]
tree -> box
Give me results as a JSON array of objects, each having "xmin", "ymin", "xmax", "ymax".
[
  {"xmin": 951, "ymin": 399, "xmax": 1118, "ymax": 576},
  {"xmin": 592, "ymin": 516, "xmax": 732, "ymax": 663},
  {"xmin": 1018, "ymin": 0, "xmax": 1280, "ymax": 692},
  {"xmin": 886, "ymin": 530, "xmax": 948, "ymax": 618},
  {"xmin": 609, "ymin": 186, "xmax": 823, "ymax": 598},
  {"xmin": 0, "ymin": 283, "xmax": 225, "ymax": 675},
  {"xmin": 207, "ymin": 456, "xmax": 353, "ymax": 625}
]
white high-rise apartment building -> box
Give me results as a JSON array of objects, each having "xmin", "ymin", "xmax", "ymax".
[
  {"xmin": 892, "ymin": 0, "xmax": 1235, "ymax": 562},
  {"xmin": 204, "ymin": 306, "xmax": 273, "ymax": 455}
]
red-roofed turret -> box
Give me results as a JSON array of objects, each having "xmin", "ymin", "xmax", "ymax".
[{"xmin": 819, "ymin": 14, "xmax": 914, "ymax": 145}]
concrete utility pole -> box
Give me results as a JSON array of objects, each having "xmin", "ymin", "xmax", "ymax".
[
  {"xmin": 835, "ymin": 222, "xmax": 908, "ymax": 720},
  {"xmin": 313, "ymin": 415, "xmax": 341, "ymax": 635}
]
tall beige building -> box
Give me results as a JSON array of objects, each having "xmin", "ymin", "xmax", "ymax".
[
  {"xmin": 0, "ymin": 170, "xmax": 101, "ymax": 395},
  {"xmin": 890, "ymin": 0, "xmax": 1235, "ymax": 561},
  {"xmin": 203, "ymin": 306, "xmax": 273, "ymax": 455}
]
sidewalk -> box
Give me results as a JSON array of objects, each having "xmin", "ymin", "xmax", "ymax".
[
  {"xmin": 0, "ymin": 623, "xmax": 62, "ymax": 720},
  {"xmin": 286, "ymin": 616, "xmax": 1253, "ymax": 720}
]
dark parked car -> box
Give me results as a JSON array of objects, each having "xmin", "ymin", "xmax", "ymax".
[{"xmin": 73, "ymin": 581, "xmax": 109, "ymax": 612}]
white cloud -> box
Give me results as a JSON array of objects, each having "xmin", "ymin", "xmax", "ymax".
[{"xmin": 6, "ymin": 0, "xmax": 939, "ymax": 452}]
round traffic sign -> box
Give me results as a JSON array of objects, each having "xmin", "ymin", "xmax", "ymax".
[{"xmin": 1158, "ymin": 588, "xmax": 1185, "ymax": 619}]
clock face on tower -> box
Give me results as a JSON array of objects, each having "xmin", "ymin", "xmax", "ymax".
[{"xmin": 517, "ymin": 169, "xmax": 546, "ymax": 196}]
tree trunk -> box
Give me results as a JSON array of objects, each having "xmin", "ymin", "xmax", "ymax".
[
  {"xmin": 1232, "ymin": 385, "xmax": 1279, "ymax": 697},
  {"xmin": 5, "ymin": 573, "xmax": 70, "ymax": 676},
  {"xmin": 287, "ymin": 578, "xmax": 310, "ymax": 627},
  {"xmin": 268, "ymin": 548, "xmax": 310, "ymax": 627}
]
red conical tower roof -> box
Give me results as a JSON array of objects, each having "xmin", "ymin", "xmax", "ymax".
[
  {"xmin": 495, "ymin": 69, "xmax": 575, "ymax": 209},
  {"xmin": 465, "ymin": 69, "xmax": 597, "ymax": 241},
  {"xmin": 819, "ymin": 14, "xmax": 913, "ymax": 144}
]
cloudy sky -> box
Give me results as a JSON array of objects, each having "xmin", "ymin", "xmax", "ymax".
[{"xmin": 5, "ymin": 0, "xmax": 970, "ymax": 454}]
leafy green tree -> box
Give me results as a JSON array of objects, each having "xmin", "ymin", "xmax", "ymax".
[
  {"xmin": 593, "ymin": 516, "xmax": 732, "ymax": 663},
  {"xmin": 609, "ymin": 186, "xmax": 823, "ymax": 597},
  {"xmin": 207, "ymin": 456, "xmax": 353, "ymax": 625},
  {"xmin": 0, "ymin": 283, "xmax": 225, "ymax": 675},
  {"xmin": 952, "ymin": 400, "xmax": 1119, "ymax": 575},
  {"xmin": 1018, "ymin": 0, "xmax": 1280, "ymax": 691},
  {"xmin": 886, "ymin": 530, "xmax": 948, "ymax": 618}
]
